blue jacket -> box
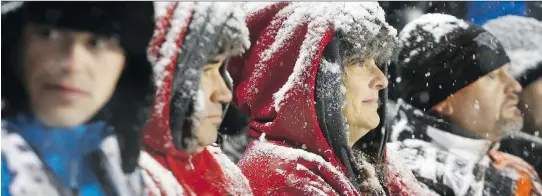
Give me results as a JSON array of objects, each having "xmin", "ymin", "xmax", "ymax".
[
  {"xmin": 467, "ymin": 1, "xmax": 527, "ymax": 25},
  {"xmin": 2, "ymin": 115, "xmax": 113, "ymax": 196}
]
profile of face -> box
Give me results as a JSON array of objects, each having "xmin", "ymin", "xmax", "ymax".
[
  {"xmin": 343, "ymin": 58, "xmax": 388, "ymax": 146},
  {"xmin": 518, "ymin": 78, "xmax": 542, "ymax": 133},
  {"xmin": 194, "ymin": 55, "xmax": 233, "ymax": 153},
  {"xmin": 21, "ymin": 24, "xmax": 126, "ymax": 128},
  {"xmin": 436, "ymin": 64, "xmax": 523, "ymax": 141}
]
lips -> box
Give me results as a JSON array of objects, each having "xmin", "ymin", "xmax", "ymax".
[
  {"xmin": 204, "ymin": 113, "xmax": 223, "ymax": 124},
  {"xmin": 43, "ymin": 83, "xmax": 89, "ymax": 101},
  {"xmin": 362, "ymin": 98, "xmax": 379, "ymax": 104}
]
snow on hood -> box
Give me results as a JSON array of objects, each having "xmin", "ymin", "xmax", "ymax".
[
  {"xmin": 483, "ymin": 15, "xmax": 542, "ymax": 78},
  {"xmin": 267, "ymin": 3, "xmax": 397, "ymax": 111},
  {"xmin": 228, "ymin": 2, "xmax": 396, "ymax": 172},
  {"xmin": 242, "ymin": 2, "xmax": 280, "ymax": 16},
  {"xmin": 1, "ymin": 1, "xmax": 23, "ymax": 14}
]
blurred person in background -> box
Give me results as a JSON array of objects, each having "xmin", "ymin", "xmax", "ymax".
[
  {"xmin": 139, "ymin": 2, "xmax": 253, "ymax": 195},
  {"xmin": 1, "ymin": 2, "xmax": 155, "ymax": 195},
  {"xmin": 484, "ymin": 15, "xmax": 542, "ymax": 177},
  {"xmin": 388, "ymin": 13, "xmax": 542, "ymax": 196}
]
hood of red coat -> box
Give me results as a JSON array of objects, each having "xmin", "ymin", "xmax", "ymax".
[
  {"xmin": 228, "ymin": 2, "xmax": 337, "ymax": 162},
  {"xmin": 142, "ymin": 2, "xmax": 250, "ymax": 157},
  {"xmin": 228, "ymin": 2, "xmax": 398, "ymax": 183}
]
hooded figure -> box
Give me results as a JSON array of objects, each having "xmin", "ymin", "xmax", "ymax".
[
  {"xmin": 388, "ymin": 13, "xmax": 542, "ymax": 196},
  {"xmin": 1, "ymin": 2, "xmax": 155, "ymax": 196},
  {"xmin": 138, "ymin": 2, "xmax": 253, "ymax": 196},
  {"xmin": 483, "ymin": 15, "xmax": 542, "ymax": 177},
  {"xmin": 227, "ymin": 2, "xmax": 430, "ymax": 195}
]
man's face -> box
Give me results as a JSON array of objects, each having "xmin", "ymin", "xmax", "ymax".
[
  {"xmin": 22, "ymin": 24, "xmax": 126, "ymax": 128},
  {"xmin": 445, "ymin": 64, "xmax": 523, "ymax": 141},
  {"xmin": 194, "ymin": 55, "xmax": 232, "ymax": 152},
  {"xmin": 519, "ymin": 78, "xmax": 542, "ymax": 133},
  {"xmin": 343, "ymin": 58, "xmax": 388, "ymax": 146}
]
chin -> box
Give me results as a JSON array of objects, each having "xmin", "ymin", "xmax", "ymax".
[
  {"xmin": 195, "ymin": 123, "xmax": 219, "ymax": 147},
  {"xmin": 38, "ymin": 113, "xmax": 88, "ymax": 128}
]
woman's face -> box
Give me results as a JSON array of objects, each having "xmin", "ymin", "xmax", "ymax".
[{"xmin": 343, "ymin": 58, "xmax": 388, "ymax": 146}]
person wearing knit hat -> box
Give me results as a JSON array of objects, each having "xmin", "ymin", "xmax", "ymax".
[
  {"xmin": 138, "ymin": 2, "xmax": 253, "ymax": 195},
  {"xmin": 388, "ymin": 13, "xmax": 542, "ymax": 196},
  {"xmin": 484, "ymin": 15, "xmax": 542, "ymax": 137},
  {"xmin": 1, "ymin": 2, "xmax": 156, "ymax": 195},
  {"xmin": 483, "ymin": 15, "xmax": 542, "ymax": 179}
]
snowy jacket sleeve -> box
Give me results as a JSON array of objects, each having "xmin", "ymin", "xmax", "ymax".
[{"xmin": 264, "ymin": 162, "xmax": 340, "ymax": 196}]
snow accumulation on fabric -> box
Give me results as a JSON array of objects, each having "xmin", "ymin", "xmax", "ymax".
[
  {"xmin": 267, "ymin": 2, "xmax": 397, "ymax": 111},
  {"xmin": 385, "ymin": 147, "xmax": 440, "ymax": 196},
  {"xmin": 482, "ymin": 15, "xmax": 542, "ymax": 77},
  {"xmin": 139, "ymin": 151, "xmax": 189, "ymax": 196},
  {"xmin": 207, "ymin": 146, "xmax": 254, "ymax": 196},
  {"xmin": 1, "ymin": 1, "xmax": 23, "ymax": 14},
  {"xmin": 508, "ymin": 50, "xmax": 542, "ymax": 78},
  {"xmin": 245, "ymin": 133, "xmax": 355, "ymax": 193},
  {"xmin": 1, "ymin": 130, "xmax": 60, "ymax": 196},
  {"xmin": 400, "ymin": 13, "xmax": 469, "ymax": 52},
  {"xmin": 242, "ymin": 2, "xmax": 279, "ymax": 16},
  {"xmin": 151, "ymin": 2, "xmax": 193, "ymax": 88}
]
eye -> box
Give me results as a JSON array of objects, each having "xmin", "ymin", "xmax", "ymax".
[
  {"xmin": 487, "ymin": 72, "xmax": 496, "ymax": 80},
  {"xmin": 87, "ymin": 36, "xmax": 120, "ymax": 50},
  {"xmin": 36, "ymin": 27, "xmax": 60, "ymax": 40}
]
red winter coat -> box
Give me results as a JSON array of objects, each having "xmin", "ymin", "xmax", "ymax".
[
  {"xmin": 140, "ymin": 2, "xmax": 252, "ymax": 196},
  {"xmin": 228, "ymin": 3, "xmax": 359, "ymax": 196},
  {"xmin": 228, "ymin": 2, "xmax": 429, "ymax": 196}
]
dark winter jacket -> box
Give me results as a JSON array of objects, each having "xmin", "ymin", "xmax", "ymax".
[
  {"xmin": 1, "ymin": 2, "xmax": 155, "ymax": 195},
  {"xmin": 140, "ymin": 2, "xmax": 252, "ymax": 196},
  {"xmin": 387, "ymin": 99, "xmax": 542, "ymax": 196},
  {"xmin": 226, "ymin": 2, "xmax": 430, "ymax": 195}
]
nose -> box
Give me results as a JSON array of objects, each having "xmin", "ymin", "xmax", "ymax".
[
  {"xmin": 210, "ymin": 73, "xmax": 233, "ymax": 104},
  {"xmin": 60, "ymin": 35, "xmax": 91, "ymax": 73},
  {"xmin": 503, "ymin": 68, "xmax": 522, "ymax": 95},
  {"xmin": 367, "ymin": 61, "xmax": 388, "ymax": 91}
]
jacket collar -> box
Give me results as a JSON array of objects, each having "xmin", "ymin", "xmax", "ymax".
[{"xmin": 392, "ymin": 99, "xmax": 494, "ymax": 159}]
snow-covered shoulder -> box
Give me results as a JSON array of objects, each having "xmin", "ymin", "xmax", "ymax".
[
  {"xmin": 206, "ymin": 146, "xmax": 254, "ymax": 196},
  {"xmin": 139, "ymin": 151, "xmax": 191, "ymax": 196},
  {"xmin": 243, "ymin": 134, "xmax": 355, "ymax": 193}
]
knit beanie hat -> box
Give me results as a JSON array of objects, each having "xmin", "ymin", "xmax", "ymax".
[
  {"xmin": 483, "ymin": 15, "xmax": 542, "ymax": 87},
  {"xmin": 394, "ymin": 13, "xmax": 510, "ymax": 112}
]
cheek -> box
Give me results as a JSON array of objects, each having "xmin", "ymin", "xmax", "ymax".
[{"xmin": 93, "ymin": 54, "xmax": 125, "ymax": 103}]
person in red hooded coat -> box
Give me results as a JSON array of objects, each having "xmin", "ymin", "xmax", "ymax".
[
  {"xmin": 227, "ymin": 2, "xmax": 432, "ymax": 196},
  {"xmin": 137, "ymin": 2, "xmax": 253, "ymax": 196}
]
